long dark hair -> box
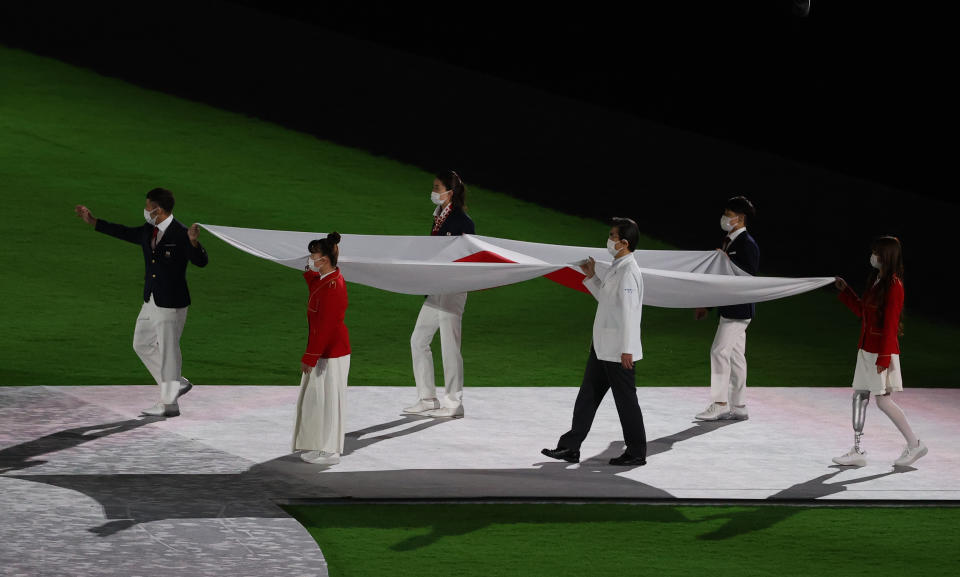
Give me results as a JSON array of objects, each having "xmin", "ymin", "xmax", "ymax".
[
  {"xmin": 867, "ymin": 235, "xmax": 904, "ymax": 335},
  {"xmin": 308, "ymin": 232, "xmax": 341, "ymax": 267},
  {"xmin": 436, "ymin": 169, "xmax": 467, "ymax": 211}
]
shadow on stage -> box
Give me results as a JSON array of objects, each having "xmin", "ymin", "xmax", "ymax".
[
  {"xmin": 0, "ymin": 415, "xmax": 917, "ymax": 543},
  {"xmin": 0, "ymin": 417, "xmax": 163, "ymax": 474}
]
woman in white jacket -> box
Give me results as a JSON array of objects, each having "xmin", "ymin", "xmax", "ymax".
[{"xmin": 542, "ymin": 217, "xmax": 648, "ymax": 466}]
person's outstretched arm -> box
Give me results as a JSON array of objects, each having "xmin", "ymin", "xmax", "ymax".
[
  {"xmin": 835, "ymin": 277, "xmax": 863, "ymax": 317},
  {"xmin": 75, "ymin": 205, "xmax": 142, "ymax": 245}
]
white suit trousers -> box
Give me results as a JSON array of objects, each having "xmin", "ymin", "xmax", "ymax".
[
  {"xmin": 709, "ymin": 317, "xmax": 751, "ymax": 406},
  {"xmin": 133, "ymin": 295, "xmax": 188, "ymax": 404},
  {"xmin": 292, "ymin": 355, "xmax": 351, "ymax": 453},
  {"xmin": 410, "ymin": 294, "xmax": 466, "ymax": 409}
]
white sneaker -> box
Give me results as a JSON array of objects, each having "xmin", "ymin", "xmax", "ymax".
[
  {"xmin": 301, "ymin": 451, "xmax": 340, "ymax": 465},
  {"xmin": 140, "ymin": 402, "xmax": 179, "ymax": 417},
  {"xmin": 832, "ymin": 447, "xmax": 867, "ymax": 467},
  {"xmin": 403, "ymin": 398, "xmax": 440, "ymax": 414},
  {"xmin": 695, "ymin": 403, "xmax": 729, "ymax": 421},
  {"xmin": 424, "ymin": 405, "xmax": 464, "ymax": 419},
  {"xmin": 722, "ymin": 405, "xmax": 749, "ymax": 421},
  {"xmin": 894, "ymin": 440, "xmax": 928, "ymax": 467}
]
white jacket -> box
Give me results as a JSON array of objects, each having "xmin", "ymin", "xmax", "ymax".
[{"xmin": 583, "ymin": 254, "xmax": 644, "ymax": 363}]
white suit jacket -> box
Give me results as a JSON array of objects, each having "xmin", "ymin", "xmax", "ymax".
[{"xmin": 583, "ymin": 253, "xmax": 644, "ymax": 363}]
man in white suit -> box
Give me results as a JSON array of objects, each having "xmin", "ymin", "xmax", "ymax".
[{"xmin": 542, "ymin": 218, "xmax": 647, "ymax": 466}]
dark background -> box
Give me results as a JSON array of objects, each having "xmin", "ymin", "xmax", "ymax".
[{"xmin": 1, "ymin": 0, "xmax": 953, "ymax": 319}]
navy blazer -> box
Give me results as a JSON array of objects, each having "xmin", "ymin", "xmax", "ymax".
[
  {"xmin": 96, "ymin": 218, "xmax": 209, "ymax": 308},
  {"xmin": 433, "ymin": 206, "xmax": 475, "ymax": 236},
  {"xmin": 718, "ymin": 230, "xmax": 759, "ymax": 320}
]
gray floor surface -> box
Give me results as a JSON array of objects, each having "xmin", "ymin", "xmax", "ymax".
[{"xmin": 2, "ymin": 384, "xmax": 958, "ymax": 576}]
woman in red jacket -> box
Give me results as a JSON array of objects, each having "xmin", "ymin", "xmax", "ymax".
[
  {"xmin": 832, "ymin": 236, "xmax": 926, "ymax": 467},
  {"xmin": 292, "ymin": 232, "xmax": 351, "ymax": 466}
]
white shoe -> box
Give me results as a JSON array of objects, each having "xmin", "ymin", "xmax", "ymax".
[
  {"xmin": 894, "ymin": 440, "xmax": 928, "ymax": 467},
  {"xmin": 177, "ymin": 377, "xmax": 193, "ymax": 399},
  {"xmin": 140, "ymin": 402, "xmax": 179, "ymax": 417},
  {"xmin": 722, "ymin": 405, "xmax": 749, "ymax": 421},
  {"xmin": 300, "ymin": 451, "xmax": 340, "ymax": 465},
  {"xmin": 424, "ymin": 405, "xmax": 464, "ymax": 418},
  {"xmin": 695, "ymin": 403, "xmax": 729, "ymax": 421},
  {"xmin": 403, "ymin": 398, "xmax": 440, "ymax": 414},
  {"xmin": 832, "ymin": 447, "xmax": 867, "ymax": 467}
]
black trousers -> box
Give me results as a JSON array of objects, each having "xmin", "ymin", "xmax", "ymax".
[{"xmin": 557, "ymin": 346, "xmax": 647, "ymax": 459}]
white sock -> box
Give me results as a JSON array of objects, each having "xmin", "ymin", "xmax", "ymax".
[{"xmin": 876, "ymin": 394, "xmax": 919, "ymax": 447}]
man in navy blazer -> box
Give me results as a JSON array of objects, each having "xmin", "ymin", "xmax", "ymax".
[
  {"xmin": 694, "ymin": 196, "xmax": 760, "ymax": 421},
  {"xmin": 75, "ymin": 188, "xmax": 208, "ymax": 417}
]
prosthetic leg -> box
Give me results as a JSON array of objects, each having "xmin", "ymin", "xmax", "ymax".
[
  {"xmin": 833, "ymin": 390, "xmax": 870, "ymax": 466},
  {"xmin": 851, "ymin": 390, "xmax": 870, "ymax": 454}
]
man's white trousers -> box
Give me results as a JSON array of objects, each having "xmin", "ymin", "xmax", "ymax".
[
  {"xmin": 133, "ymin": 295, "xmax": 188, "ymax": 404},
  {"xmin": 709, "ymin": 317, "xmax": 751, "ymax": 406}
]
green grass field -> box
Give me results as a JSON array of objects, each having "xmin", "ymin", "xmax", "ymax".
[
  {"xmin": 0, "ymin": 44, "xmax": 956, "ymax": 392},
  {"xmin": 285, "ymin": 503, "xmax": 959, "ymax": 577}
]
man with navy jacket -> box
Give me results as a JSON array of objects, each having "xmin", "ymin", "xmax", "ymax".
[
  {"xmin": 694, "ymin": 196, "xmax": 760, "ymax": 421},
  {"xmin": 75, "ymin": 188, "xmax": 208, "ymax": 417}
]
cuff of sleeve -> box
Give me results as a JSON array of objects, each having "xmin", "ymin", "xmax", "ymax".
[
  {"xmin": 301, "ymin": 353, "xmax": 318, "ymax": 366},
  {"xmin": 876, "ymin": 354, "xmax": 891, "ymax": 368}
]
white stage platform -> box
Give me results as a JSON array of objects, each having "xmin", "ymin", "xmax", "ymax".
[{"xmin": 3, "ymin": 385, "xmax": 958, "ymax": 501}]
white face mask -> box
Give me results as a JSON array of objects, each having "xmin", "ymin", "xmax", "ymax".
[
  {"xmin": 307, "ymin": 256, "xmax": 323, "ymax": 272},
  {"xmin": 869, "ymin": 254, "xmax": 881, "ymax": 269},
  {"xmin": 430, "ymin": 191, "xmax": 449, "ymax": 206},
  {"xmin": 720, "ymin": 215, "xmax": 736, "ymax": 232},
  {"xmin": 607, "ymin": 238, "xmax": 622, "ymax": 257},
  {"xmin": 144, "ymin": 208, "xmax": 158, "ymax": 225}
]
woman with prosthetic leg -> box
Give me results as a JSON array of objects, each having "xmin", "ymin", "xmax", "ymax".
[{"xmin": 833, "ymin": 236, "xmax": 927, "ymax": 467}]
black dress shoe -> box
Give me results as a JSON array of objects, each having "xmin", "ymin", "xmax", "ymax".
[
  {"xmin": 609, "ymin": 452, "xmax": 646, "ymax": 466},
  {"xmin": 541, "ymin": 447, "xmax": 580, "ymax": 463}
]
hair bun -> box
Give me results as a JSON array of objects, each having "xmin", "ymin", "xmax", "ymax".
[{"xmin": 327, "ymin": 232, "xmax": 341, "ymax": 244}]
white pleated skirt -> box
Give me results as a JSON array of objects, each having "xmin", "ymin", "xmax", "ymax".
[{"xmin": 851, "ymin": 349, "xmax": 903, "ymax": 395}]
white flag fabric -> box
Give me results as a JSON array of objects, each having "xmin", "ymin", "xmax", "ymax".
[{"xmin": 200, "ymin": 224, "xmax": 834, "ymax": 308}]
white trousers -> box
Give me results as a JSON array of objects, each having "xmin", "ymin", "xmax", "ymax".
[
  {"xmin": 709, "ymin": 317, "xmax": 751, "ymax": 406},
  {"xmin": 133, "ymin": 295, "xmax": 188, "ymax": 404},
  {"xmin": 410, "ymin": 294, "xmax": 466, "ymax": 409},
  {"xmin": 292, "ymin": 355, "xmax": 351, "ymax": 453}
]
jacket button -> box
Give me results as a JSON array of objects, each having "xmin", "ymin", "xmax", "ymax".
[
  {"xmin": 152, "ymin": 260, "xmax": 156, "ymax": 263},
  {"xmin": 152, "ymin": 274, "xmax": 156, "ymax": 278}
]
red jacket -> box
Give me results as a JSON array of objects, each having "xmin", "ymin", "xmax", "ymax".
[
  {"xmin": 838, "ymin": 275, "xmax": 903, "ymax": 368},
  {"xmin": 302, "ymin": 268, "xmax": 350, "ymax": 365}
]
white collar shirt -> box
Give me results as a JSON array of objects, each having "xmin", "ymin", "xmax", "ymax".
[
  {"xmin": 582, "ymin": 253, "xmax": 644, "ymax": 363},
  {"xmin": 155, "ymin": 214, "xmax": 174, "ymax": 242},
  {"xmin": 725, "ymin": 226, "xmax": 747, "ymax": 248}
]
